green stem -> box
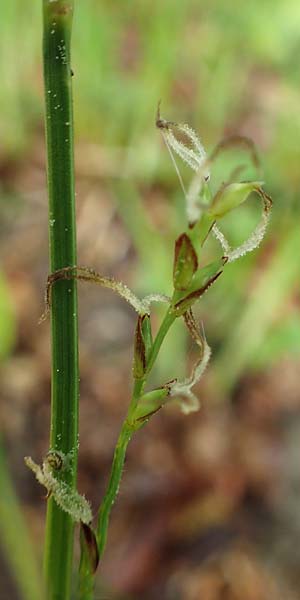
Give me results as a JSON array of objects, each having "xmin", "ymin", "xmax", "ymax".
[
  {"xmin": 42, "ymin": 2, "xmax": 79, "ymax": 599},
  {"xmin": 96, "ymin": 424, "xmax": 132, "ymax": 557},
  {"xmin": 95, "ymin": 310, "xmax": 176, "ymax": 560},
  {"xmin": 95, "ymin": 380, "xmax": 143, "ymax": 560},
  {"xmin": 77, "ymin": 304, "xmax": 176, "ymax": 597},
  {"xmin": 146, "ymin": 308, "xmax": 176, "ymax": 373},
  {"xmin": 79, "ymin": 426, "xmax": 133, "ymax": 599}
]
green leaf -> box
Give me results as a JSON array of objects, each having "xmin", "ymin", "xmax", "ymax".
[
  {"xmin": 188, "ymin": 212, "xmax": 215, "ymax": 255},
  {"xmin": 173, "ymin": 233, "xmax": 198, "ymax": 291},
  {"xmin": 133, "ymin": 314, "xmax": 153, "ymax": 379},
  {"xmin": 173, "ymin": 259, "xmax": 225, "ymax": 315},
  {"xmin": 141, "ymin": 313, "xmax": 153, "ymax": 361},
  {"xmin": 209, "ymin": 181, "xmax": 264, "ymax": 218},
  {"xmin": 133, "ymin": 315, "xmax": 147, "ymax": 379},
  {"xmin": 133, "ymin": 387, "xmax": 170, "ymax": 422}
]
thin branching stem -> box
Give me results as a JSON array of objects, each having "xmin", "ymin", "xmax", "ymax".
[{"xmin": 95, "ymin": 308, "xmax": 176, "ymax": 559}]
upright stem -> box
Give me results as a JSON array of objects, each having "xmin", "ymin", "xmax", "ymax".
[
  {"xmin": 95, "ymin": 310, "xmax": 176, "ymax": 560},
  {"xmin": 42, "ymin": 2, "xmax": 79, "ymax": 599},
  {"xmin": 145, "ymin": 309, "xmax": 176, "ymax": 373},
  {"xmin": 96, "ymin": 425, "xmax": 132, "ymax": 557},
  {"xmin": 95, "ymin": 380, "xmax": 143, "ymax": 558}
]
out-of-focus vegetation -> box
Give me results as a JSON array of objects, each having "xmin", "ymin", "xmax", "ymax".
[
  {"xmin": 0, "ymin": 1, "xmax": 300, "ymax": 598},
  {"xmin": 1, "ymin": 0, "xmax": 299, "ymax": 381}
]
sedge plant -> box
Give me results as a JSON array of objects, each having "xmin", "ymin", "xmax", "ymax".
[{"xmin": 25, "ymin": 3, "xmax": 272, "ymax": 598}]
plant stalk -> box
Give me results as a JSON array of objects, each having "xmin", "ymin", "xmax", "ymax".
[
  {"xmin": 96, "ymin": 309, "xmax": 176, "ymax": 556},
  {"xmin": 96, "ymin": 424, "xmax": 132, "ymax": 558},
  {"xmin": 78, "ymin": 308, "xmax": 175, "ymax": 597},
  {"xmin": 42, "ymin": 2, "xmax": 79, "ymax": 599}
]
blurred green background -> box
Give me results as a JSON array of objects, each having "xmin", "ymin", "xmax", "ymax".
[{"xmin": 1, "ymin": 1, "xmax": 300, "ymax": 599}]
